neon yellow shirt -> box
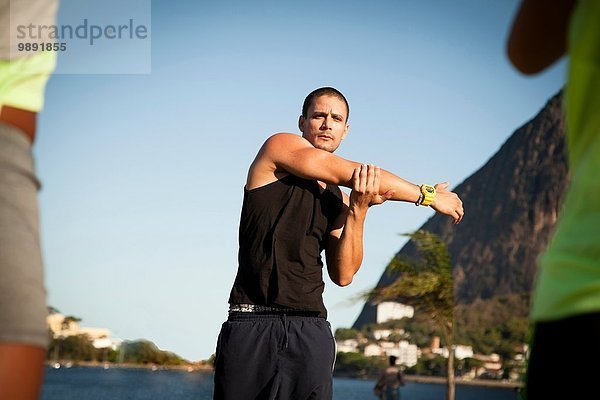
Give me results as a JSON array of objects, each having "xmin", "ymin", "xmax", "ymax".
[
  {"xmin": 0, "ymin": 51, "xmax": 56, "ymax": 113},
  {"xmin": 532, "ymin": 0, "xmax": 600, "ymax": 321}
]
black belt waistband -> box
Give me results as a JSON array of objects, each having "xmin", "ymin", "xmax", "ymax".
[
  {"xmin": 228, "ymin": 303, "xmax": 322, "ymax": 318},
  {"xmin": 227, "ymin": 311, "xmax": 323, "ymax": 320}
]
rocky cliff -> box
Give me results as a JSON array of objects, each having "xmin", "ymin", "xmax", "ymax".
[{"xmin": 353, "ymin": 91, "xmax": 568, "ymax": 328}]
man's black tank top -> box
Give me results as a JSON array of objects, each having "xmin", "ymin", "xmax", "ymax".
[{"xmin": 228, "ymin": 174, "xmax": 344, "ymax": 318}]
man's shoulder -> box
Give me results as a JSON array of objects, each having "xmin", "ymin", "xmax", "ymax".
[
  {"xmin": 262, "ymin": 132, "xmax": 308, "ymax": 149},
  {"xmin": 247, "ymin": 133, "xmax": 307, "ymax": 190},
  {"xmin": 254, "ymin": 132, "xmax": 312, "ymax": 167}
]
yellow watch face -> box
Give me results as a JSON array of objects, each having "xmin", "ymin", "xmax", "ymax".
[{"xmin": 420, "ymin": 184, "xmax": 436, "ymax": 206}]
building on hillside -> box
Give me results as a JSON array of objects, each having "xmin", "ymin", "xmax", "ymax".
[
  {"xmin": 473, "ymin": 353, "xmax": 500, "ymax": 363},
  {"xmin": 93, "ymin": 337, "xmax": 122, "ymax": 350},
  {"xmin": 431, "ymin": 344, "xmax": 474, "ymax": 360},
  {"xmin": 454, "ymin": 345, "xmax": 474, "ymax": 360},
  {"xmin": 47, "ymin": 313, "xmax": 71, "ymax": 335},
  {"xmin": 475, "ymin": 362, "xmax": 503, "ymax": 379},
  {"xmin": 373, "ymin": 329, "xmax": 392, "ymax": 340},
  {"xmin": 79, "ymin": 327, "xmax": 110, "ymax": 341},
  {"xmin": 336, "ymin": 339, "xmax": 359, "ymax": 353},
  {"xmin": 47, "ymin": 313, "xmax": 118, "ymax": 349},
  {"xmin": 376, "ymin": 302, "xmax": 414, "ymax": 324},
  {"xmin": 432, "ymin": 346, "xmax": 449, "ymax": 358},
  {"xmin": 363, "ymin": 340, "xmax": 418, "ymax": 367},
  {"xmin": 373, "ymin": 328, "xmax": 405, "ymax": 340}
]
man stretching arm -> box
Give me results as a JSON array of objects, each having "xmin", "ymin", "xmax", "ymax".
[{"xmin": 213, "ymin": 87, "xmax": 463, "ymax": 400}]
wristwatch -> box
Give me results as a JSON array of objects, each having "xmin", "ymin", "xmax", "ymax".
[{"xmin": 418, "ymin": 184, "xmax": 436, "ymax": 207}]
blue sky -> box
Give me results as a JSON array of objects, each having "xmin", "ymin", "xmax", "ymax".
[{"xmin": 36, "ymin": 0, "xmax": 566, "ymax": 361}]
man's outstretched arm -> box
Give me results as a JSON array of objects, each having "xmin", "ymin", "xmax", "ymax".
[{"xmin": 257, "ymin": 133, "xmax": 464, "ymax": 223}]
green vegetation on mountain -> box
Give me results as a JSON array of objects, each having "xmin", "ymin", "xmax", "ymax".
[{"xmin": 454, "ymin": 293, "xmax": 530, "ymax": 359}]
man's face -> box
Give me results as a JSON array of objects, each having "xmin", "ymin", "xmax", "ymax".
[{"xmin": 298, "ymin": 95, "xmax": 349, "ymax": 153}]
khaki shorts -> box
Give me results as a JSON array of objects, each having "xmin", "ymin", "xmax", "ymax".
[{"xmin": 0, "ymin": 123, "xmax": 48, "ymax": 348}]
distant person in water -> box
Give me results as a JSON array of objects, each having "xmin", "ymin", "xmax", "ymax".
[
  {"xmin": 374, "ymin": 355, "xmax": 405, "ymax": 400},
  {"xmin": 212, "ymin": 86, "xmax": 464, "ymax": 400},
  {"xmin": 508, "ymin": 0, "xmax": 600, "ymax": 398}
]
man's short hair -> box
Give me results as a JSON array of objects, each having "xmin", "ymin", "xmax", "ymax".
[
  {"xmin": 302, "ymin": 87, "xmax": 350, "ymax": 121},
  {"xmin": 389, "ymin": 355, "xmax": 397, "ymax": 365}
]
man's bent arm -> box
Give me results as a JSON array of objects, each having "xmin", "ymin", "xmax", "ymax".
[
  {"xmin": 326, "ymin": 165, "xmax": 394, "ymax": 286},
  {"xmin": 326, "ymin": 205, "xmax": 367, "ymax": 287},
  {"xmin": 262, "ymin": 133, "xmax": 463, "ymax": 223},
  {"xmin": 266, "ymin": 133, "xmax": 418, "ymax": 201}
]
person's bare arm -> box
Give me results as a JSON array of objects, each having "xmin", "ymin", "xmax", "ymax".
[
  {"xmin": 253, "ymin": 133, "xmax": 463, "ymax": 223},
  {"xmin": 326, "ymin": 165, "xmax": 394, "ymax": 286},
  {"xmin": 507, "ymin": 0, "xmax": 576, "ymax": 74},
  {"xmin": 0, "ymin": 344, "xmax": 46, "ymax": 400}
]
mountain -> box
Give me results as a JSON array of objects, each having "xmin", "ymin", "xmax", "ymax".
[{"xmin": 353, "ymin": 91, "xmax": 568, "ymax": 329}]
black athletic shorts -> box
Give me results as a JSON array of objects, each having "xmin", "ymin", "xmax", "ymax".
[
  {"xmin": 526, "ymin": 312, "xmax": 600, "ymax": 399},
  {"xmin": 213, "ymin": 313, "xmax": 336, "ymax": 400}
]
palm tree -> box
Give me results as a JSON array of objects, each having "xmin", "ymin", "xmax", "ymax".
[{"xmin": 366, "ymin": 230, "xmax": 456, "ymax": 400}]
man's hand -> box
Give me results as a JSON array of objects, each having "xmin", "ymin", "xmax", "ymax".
[
  {"xmin": 349, "ymin": 164, "xmax": 395, "ymax": 215},
  {"xmin": 431, "ymin": 182, "xmax": 464, "ymax": 224}
]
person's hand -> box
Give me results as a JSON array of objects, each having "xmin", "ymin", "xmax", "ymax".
[
  {"xmin": 349, "ymin": 164, "xmax": 395, "ymax": 214},
  {"xmin": 430, "ymin": 182, "xmax": 464, "ymax": 224}
]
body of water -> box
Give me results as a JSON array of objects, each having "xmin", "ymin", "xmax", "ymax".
[{"xmin": 41, "ymin": 366, "xmax": 520, "ymax": 400}]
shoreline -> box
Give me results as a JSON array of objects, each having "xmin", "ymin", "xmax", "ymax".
[
  {"xmin": 45, "ymin": 360, "xmax": 213, "ymax": 372},
  {"xmin": 404, "ymin": 375, "xmax": 522, "ymax": 389},
  {"xmin": 334, "ymin": 373, "xmax": 522, "ymax": 389}
]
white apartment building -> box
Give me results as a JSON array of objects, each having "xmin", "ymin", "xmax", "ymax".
[
  {"xmin": 432, "ymin": 344, "xmax": 474, "ymax": 360},
  {"xmin": 364, "ymin": 340, "xmax": 418, "ymax": 367},
  {"xmin": 336, "ymin": 339, "xmax": 359, "ymax": 353},
  {"xmin": 47, "ymin": 313, "xmax": 117, "ymax": 349},
  {"xmin": 454, "ymin": 345, "xmax": 474, "ymax": 360},
  {"xmin": 376, "ymin": 302, "xmax": 414, "ymax": 324},
  {"xmin": 373, "ymin": 328, "xmax": 406, "ymax": 340}
]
